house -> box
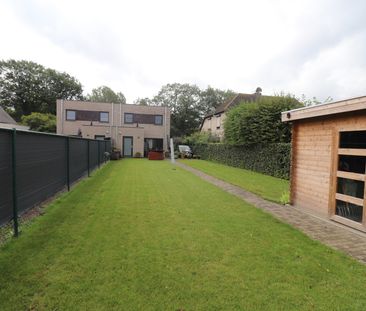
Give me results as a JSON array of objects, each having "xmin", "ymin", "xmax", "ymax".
[
  {"xmin": 200, "ymin": 87, "xmax": 264, "ymax": 139},
  {"xmin": 0, "ymin": 106, "xmax": 29, "ymax": 130},
  {"xmin": 282, "ymin": 95, "xmax": 366, "ymax": 232},
  {"xmin": 57, "ymin": 100, "xmax": 170, "ymax": 157}
]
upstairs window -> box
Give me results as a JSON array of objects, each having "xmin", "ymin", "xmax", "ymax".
[
  {"xmin": 124, "ymin": 113, "xmax": 134, "ymax": 124},
  {"xmin": 99, "ymin": 112, "xmax": 109, "ymax": 123},
  {"xmin": 66, "ymin": 110, "xmax": 76, "ymax": 121},
  {"xmin": 154, "ymin": 115, "xmax": 163, "ymax": 125}
]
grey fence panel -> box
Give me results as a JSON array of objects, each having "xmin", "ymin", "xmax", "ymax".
[
  {"xmin": 0, "ymin": 129, "xmax": 109, "ymax": 232},
  {"xmin": 89, "ymin": 140, "xmax": 99, "ymax": 171},
  {"xmin": 16, "ymin": 132, "xmax": 67, "ymax": 215},
  {"xmin": 69, "ymin": 138, "xmax": 88, "ymax": 184},
  {"xmin": 0, "ymin": 131, "xmax": 13, "ymax": 225},
  {"xmin": 98, "ymin": 141, "xmax": 104, "ymax": 164}
]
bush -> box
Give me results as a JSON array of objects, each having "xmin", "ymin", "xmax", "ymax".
[
  {"xmin": 21, "ymin": 112, "xmax": 56, "ymax": 133},
  {"xmin": 182, "ymin": 131, "xmax": 220, "ymax": 145},
  {"xmin": 192, "ymin": 143, "xmax": 291, "ymax": 179},
  {"xmin": 224, "ymin": 95, "xmax": 302, "ymax": 145}
]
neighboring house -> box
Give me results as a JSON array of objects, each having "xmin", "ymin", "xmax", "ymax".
[
  {"xmin": 0, "ymin": 107, "xmax": 29, "ymax": 130},
  {"xmin": 200, "ymin": 87, "xmax": 265, "ymax": 139},
  {"xmin": 57, "ymin": 100, "xmax": 170, "ymax": 157},
  {"xmin": 282, "ymin": 95, "xmax": 366, "ymax": 232}
]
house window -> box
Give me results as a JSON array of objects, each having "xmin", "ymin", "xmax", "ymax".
[
  {"xmin": 335, "ymin": 130, "xmax": 366, "ymax": 223},
  {"xmin": 99, "ymin": 112, "xmax": 109, "ymax": 123},
  {"xmin": 154, "ymin": 115, "xmax": 163, "ymax": 125},
  {"xmin": 124, "ymin": 113, "xmax": 134, "ymax": 123},
  {"xmin": 66, "ymin": 110, "xmax": 76, "ymax": 121}
]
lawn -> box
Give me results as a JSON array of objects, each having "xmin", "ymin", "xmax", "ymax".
[
  {"xmin": 0, "ymin": 159, "xmax": 365, "ymax": 310},
  {"xmin": 180, "ymin": 159, "xmax": 289, "ymax": 203}
]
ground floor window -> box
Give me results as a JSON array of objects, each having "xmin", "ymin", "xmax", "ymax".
[
  {"xmin": 335, "ymin": 130, "xmax": 366, "ymax": 224},
  {"xmin": 95, "ymin": 135, "xmax": 105, "ymax": 140},
  {"xmin": 144, "ymin": 138, "xmax": 163, "ymax": 157}
]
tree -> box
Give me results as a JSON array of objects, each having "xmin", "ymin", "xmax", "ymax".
[
  {"xmin": 151, "ymin": 83, "xmax": 202, "ymax": 137},
  {"xmin": 134, "ymin": 97, "xmax": 151, "ymax": 106},
  {"xmin": 0, "ymin": 60, "xmax": 83, "ymax": 120},
  {"xmin": 224, "ymin": 95, "xmax": 303, "ymax": 145},
  {"xmin": 87, "ymin": 86, "xmax": 126, "ymax": 104},
  {"xmin": 149, "ymin": 83, "xmax": 234, "ymax": 137},
  {"xmin": 199, "ymin": 86, "xmax": 235, "ymax": 115},
  {"xmin": 21, "ymin": 112, "xmax": 56, "ymax": 133}
]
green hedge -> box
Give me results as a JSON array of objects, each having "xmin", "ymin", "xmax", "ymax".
[{"xmin": 192, "ymin": 143, "xmax": 291, "ymax": 180}]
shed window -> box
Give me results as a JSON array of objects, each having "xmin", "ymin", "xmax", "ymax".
[{"xmin": 335, "ymin": 130, "xmax": 366, "ymax": 223}]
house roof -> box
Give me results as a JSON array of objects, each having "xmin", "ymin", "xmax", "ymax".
[
  {"xmin": 0, "ymin": 106, "xmax": 17, "ymax": 124},
  {"xmin": 214, "ymin": 93, "xmax": 261, "ymax": 114},
  {"xmin": 281, "ymin": 95, "xmax": 366, "ymax": 122}
]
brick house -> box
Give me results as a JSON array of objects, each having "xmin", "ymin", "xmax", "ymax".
[
  {"xmin": 57, "ymin": 100, "xmax": 170, "ymax": 157},
  {"xmin": 200, "ymin": 87, "xmax": 265, "ymax": 139}
]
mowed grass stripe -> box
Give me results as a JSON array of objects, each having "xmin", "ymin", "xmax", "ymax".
[
  {"xmin": 0, "ymin": 159, "xmax": 365, "ymax": 310},
  {"xmin": 180, "ymin": 159, "xmax": 289, "ymax": 203}
]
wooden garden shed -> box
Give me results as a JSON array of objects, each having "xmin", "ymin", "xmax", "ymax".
[{"xmin": 282, "ymin": 96, "xmax": 366, "ymax": 232}]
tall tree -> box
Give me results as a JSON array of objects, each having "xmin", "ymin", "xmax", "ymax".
[
  {"xmin": 151, "ymin": 83, "xmax": 202, "ymax": 137},
  {"xmin": 199, "ymin": 86, "xmax": 235, "ymax": 115},
  {"xmin": 0, "ymin": 60, "xmax": 83, "ymax": 120},
  {"xmin": 87, "ymin": 86, "xmax": 126, "ymax": 104}
]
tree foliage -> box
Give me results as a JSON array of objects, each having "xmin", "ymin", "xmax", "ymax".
[
  {"xmin": 183, "ymin": 131, "xmax": 220, "ymax": 145},
  {"xmin": 87, "ymin": 86, "xmax": 126, "ymax": 104},
  {"xmin": 21, "ymin": 112, "xmax": 56, "ymax": 133},
  {"xmin": 0, "ymin": 60, "xmax": 83, "ymax": 120},
  {"xmin": 224, "ymin": 95, "xmax": 303, "ymax": 145},
  {"xmin": 149, "ymin": 83, "xmax": 234, "ymax": 137}
]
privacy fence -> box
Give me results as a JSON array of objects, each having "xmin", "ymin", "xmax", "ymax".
[
  {"xmin": 192, "ymin": 143, "xmax": 291, "ymax": 180},
  {"xmin": 0, "ymin": 128, "xmax": 111, "ymax": 236}
]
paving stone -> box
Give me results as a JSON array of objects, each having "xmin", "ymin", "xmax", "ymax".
[{"xmin": 177, "ymin": 162, "xmax": 366, "ymax": 264}]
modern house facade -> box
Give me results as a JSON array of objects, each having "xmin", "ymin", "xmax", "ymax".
[
  {"xmin": 200, "ymin": 87, "xmax": 264, "ymax": 139},
  {"xmin": 282, "ymin": 95, "xmax": 366, "ymax": 232},
  {"xmin": 57, "ymin": 100, "xmax": 170, "ymax": 157},
  {"xmin": 0, "ymin": 106, "xmax": 29, "ymax": 130}
]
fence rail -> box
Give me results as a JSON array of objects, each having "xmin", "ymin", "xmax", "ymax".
[{"xmin": 0, "ymin": 128, "xmax": 111, "ymax": 236}]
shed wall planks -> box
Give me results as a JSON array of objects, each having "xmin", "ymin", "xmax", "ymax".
[{"xmin": 291, "ymin": 112, "xmax": 366, "ymax": 217}]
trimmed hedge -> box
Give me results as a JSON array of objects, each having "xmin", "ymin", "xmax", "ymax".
[{"xmin": 192, "ymin": 143, "xmax": 291, "ymax": 180}]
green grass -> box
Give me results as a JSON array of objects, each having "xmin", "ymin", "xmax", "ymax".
[
  {"xmin": 180, "ymin": 159, "xmax": 289, "ymax": 203},
  {"xmin": 0, "ymin": 159, "xmax": 365, "ymax": 310}
]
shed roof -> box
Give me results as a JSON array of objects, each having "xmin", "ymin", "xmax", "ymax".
[
  {"xmin": 0, "ymin": 106, "xmax": 17, "ymax": 124},
  {"xmin": 281, "ymin": 95, "xmax": 366, "ymax": 122}
]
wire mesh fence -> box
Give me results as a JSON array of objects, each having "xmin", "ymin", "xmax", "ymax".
[{"xmin": 0, "ymin": 128, "xmax": 111, "ymax": 237}]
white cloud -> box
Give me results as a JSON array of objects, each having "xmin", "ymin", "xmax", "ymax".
[{"xmin": 1, "ymin": 0, "xmax": 366, "ymax": 102}]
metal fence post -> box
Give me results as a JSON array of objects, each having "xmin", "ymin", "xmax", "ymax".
[
  {"xmin": 11, "ymin": 128, "xmax": 19, "ymax": 237},
  {"xmin": 98, "ymin": 141, "xmax": 100, "ymax": 168},
  {"xmin": 66, "ymin": 137, "xmax": 70, "ymax": 191},
  {"xmin": 87, "ymin": 140, "xmax": 90, "ymax": 177}
]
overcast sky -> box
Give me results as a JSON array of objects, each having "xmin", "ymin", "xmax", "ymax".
[{"xmin": 1, "ymin": 0, "xmax": 366, "ymax": 103}]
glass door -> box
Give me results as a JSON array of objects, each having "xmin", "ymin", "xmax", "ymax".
[
  {"xmin": 335, "ymin": 131, "xmax": 366, "ymax": 226},
  {"xmin": 123, "ymin": 136, "xmax": 133, "ymax": 157}
]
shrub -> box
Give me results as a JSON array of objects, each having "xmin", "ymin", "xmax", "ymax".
[
  {"xmin": 192, "ymin": 143, "xmax": 291, "ymax": 179},
  {"xmin": 224, "ymin": 95, "xmax": 302, "ymax": 146},
  {"xmin": 134, "ymin": 152, "xmax": 142, "ymax": 158},
  {"xmin": 182, "ymin": 131, "xmax": 220, "ymax": 145}
]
